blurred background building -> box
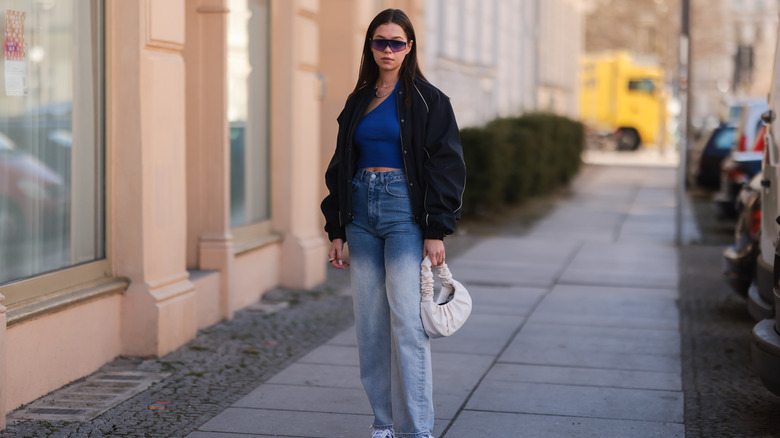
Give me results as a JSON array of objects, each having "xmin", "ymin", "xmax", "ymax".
[
  {"xmin": 424, "ymin": 0, "xmax": 585, "ymax": 126},
  {"xmin": 583, "ymin": 0, "xmax": 779, "ymax": 130}
]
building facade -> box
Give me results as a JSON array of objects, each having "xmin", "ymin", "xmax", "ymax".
[
  {"xmin": 584, "ymin": 0, "xmax": 779, "ymax": 127},
  {"xmin": 422, "ymin": 0, "xmax": 584, "ymax": 127},
  {"xmin": 688, "ymin": 0, "xmax": 778, "ymax": 124},
  {"xmin": 0, "ymin": 0, "xmax": 339, "ymax": 426},
  {"xmin": 537, "ymin": 0, "xmax": 585, "ymax": 118},
  {"xmin": 422, "ymin": 0, "xmax": 537, "ymax": 126},
  {"xmin": 0, "ymin": 0, "xmax": 583, "ymax": 428}
]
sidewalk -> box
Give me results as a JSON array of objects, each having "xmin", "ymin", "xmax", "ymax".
[{"xmin": 187, "ymin": 158, "xmax": 694, "ymax": 437}]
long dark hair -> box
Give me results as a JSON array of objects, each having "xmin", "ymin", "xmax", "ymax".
[{"xmin": 350, "ymin": 9, "xmax": 425, "ymax": 107}]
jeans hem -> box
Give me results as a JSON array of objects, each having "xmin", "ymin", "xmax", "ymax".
[{"xmin": 372, "ymin": 424, "xmax": 394, "ymax": 430}]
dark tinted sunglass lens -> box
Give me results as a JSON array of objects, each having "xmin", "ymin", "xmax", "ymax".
[
  {"xmin": 371, "ymin": 39, "xmax": 406, "ymax": 52},
  {"xmin": 370, "ymin": 39, "xmax": 386, "ymax": 51},
  {"xmin": 388, "ymin": 40, "xmax": 406, "ymax": 51}
]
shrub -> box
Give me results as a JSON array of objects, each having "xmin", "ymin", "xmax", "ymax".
[{"xmin": 459, "ymin": 113, "xmax": 584, "ymax": 216}]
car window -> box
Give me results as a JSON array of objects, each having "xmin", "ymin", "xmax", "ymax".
[
  {"xmin": 730, "ymin": 106, "xmax": 744, "ymax": 125},
  {"xmin": 628, "ymin": 78, "xmax": 655, "ymax": 95},
  {"xmin": 715, "ymin": 128, "xmax": 736, "ymax": 149}
]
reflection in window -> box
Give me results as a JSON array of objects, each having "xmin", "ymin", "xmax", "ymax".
[
  {"xmin": 0, "ymin": 0, "xmax": 104, "ymax": 286},
  {"xmin": 228, "ymin": 0, "xmax": 270, "ymax": 228},
  {"xmin": 628, "ymin": 78, "xmax": 655, "ymax": 94}
]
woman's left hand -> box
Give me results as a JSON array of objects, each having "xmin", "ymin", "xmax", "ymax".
[{"xmin": 423, "ymin": 239, "xmax": 445, "ymax": 266}]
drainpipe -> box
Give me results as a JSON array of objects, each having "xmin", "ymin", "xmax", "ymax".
[{"xmin": 676, "ymin": 0, "xmax": 691, "ymax": 245}]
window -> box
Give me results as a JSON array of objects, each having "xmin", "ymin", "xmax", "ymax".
[
  {"xmin": 628, "ymin": 78, "xmax": 655, "ymax": 95},
  {"xmin": 228, "ymin": 0, "xmax": 270, "ymax": 229},
  {"xmin": 0, "ymin": 0, "xmax": 104, "ymax": 297}
]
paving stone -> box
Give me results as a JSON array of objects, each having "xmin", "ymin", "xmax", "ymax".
[
  {"xmin": 194, "ymin": 407, "xmax": 446, "ymax": 438},
  {"xmin": 430, "ymin": 352, "xmax": 495, "ymax": 420},
  {"xmin": 453, "ymin": 237, "xmax": 580, "ymax": 264},
  {"xmin": 267, "ymin": 363, "xmax": 362, "ymax": 389},
  {"xmin": 195, "ymin": 407, "xmax": 375, "ymax": 437},
  {"xmin": 232, "ymin": 383, "xmax": 371, "ymax": 414},
  {"xmin": 486, "ymin": 363, "xmax": 681, "ymax": 391},
  {"xmin": 445, "ymin": 411, "xmax": 684, "ymax": 438},
  {"xmin": 326, "ymin": 327, "xmax": 359, "ymax": 348},
  {"xmin": 430, "ymin": 313, "xmax": 523, "ymax": 356},
  {"xmin": 507, "ymin": 321, "xmax": 681, "ymax": 356},
  {"xmin": 465, "ymin": 285, "xmax": 547, "ymax": 316},
  {"xmin": 188, "ymin": 433, "xmax": 280, "ymax": 438},
  {"xmin": 445, "ymin": 259, "xmax": 561, "ymax": 287},
  {"xmin": 297, "ymin": 344, "xmax": 359, "ymax": 366},
  {"xmin": 466, "ymin": 379, "xmax": 684, "ymax": 423},
  {"xmin": 530, "ymin": 285, "xmax": 679, "ymax": 330}
]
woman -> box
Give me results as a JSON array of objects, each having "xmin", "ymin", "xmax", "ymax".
[{"xmin": 320, "ymin": 8, "xmax": 465, "ymax": 438}]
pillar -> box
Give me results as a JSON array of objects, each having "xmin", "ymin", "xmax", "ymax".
[
  {"xmin": 111, "ymin": 0, "xmax": 197, "ymax": 357},
  {"xmin": 271, "ymin": 0, "xmax": 329, "ymax": 289},
  {"xmin": 184, "ymin": 0, "xmax": 235, "ymax": 321}
]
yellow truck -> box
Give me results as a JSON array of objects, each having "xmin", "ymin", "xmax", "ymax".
[{"xmin": 580, "ymin": 51, "xmax": 665, "ymax": 150}]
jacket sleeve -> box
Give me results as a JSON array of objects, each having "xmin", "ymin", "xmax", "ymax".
[
  {"xmin": 421, "ymin": 92, "xmax": 466, "ymax": 240},
  {"xmin": 320, "ymin": 111, "xmax": 347, "ymax": 242}
]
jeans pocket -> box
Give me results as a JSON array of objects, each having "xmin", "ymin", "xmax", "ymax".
[{"xmin": 385, "ymin": 180, "xmax": 410, "ymax": 198}]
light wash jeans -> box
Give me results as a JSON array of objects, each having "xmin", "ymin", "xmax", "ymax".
[{"xmin": 346, "ymin": 169, "xmax": 434, "ymax": 438}]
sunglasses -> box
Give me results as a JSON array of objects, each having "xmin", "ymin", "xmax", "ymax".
[{"xmin": 370, "ymin": 39, "xmax": 408, "ymax": 52}]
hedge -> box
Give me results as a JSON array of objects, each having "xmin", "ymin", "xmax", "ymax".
[{"xmin": 460, "ymin": 113, "xmax": 584, "ymax": 216}]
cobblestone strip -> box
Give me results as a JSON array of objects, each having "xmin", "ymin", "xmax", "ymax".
[
  {"xmin": 679, "ymin": 191, "xmax": 780, "ymax": 437},
  {"xmin": 2, "ymin": 276, "xmax": 355, "ymax": 438}
]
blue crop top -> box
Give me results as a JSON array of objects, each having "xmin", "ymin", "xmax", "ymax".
[{"xmin": 354, "ymin": 85, "xmax": 404, "ymax": 169}]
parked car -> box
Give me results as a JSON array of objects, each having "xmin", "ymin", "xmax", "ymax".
[
  {"xmin": 722, "ymin": 173, "xmax": 762, "ymax": 297},
  {"xmin": 751, "ymin": 29, "xmax": 780, "ymax": 396},
  {"xmin": 691, "ymin": 122, "xmax": 736, "ymax": 189},
  {"xmin": 733, "ymin": 98, "xmax": 769, "ymax": 153},
  {"xmin": 713, "ymin": 124, "xmax": 766, "ymax": 218}
]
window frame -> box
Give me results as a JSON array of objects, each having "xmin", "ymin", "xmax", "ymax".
[
  {"xmin": 228, "ymin": 0, "xmax": 273, "ymax": 246},
  {"xmin": 0, "ymin": 0, "xmax": 110, "ymax": 311}
]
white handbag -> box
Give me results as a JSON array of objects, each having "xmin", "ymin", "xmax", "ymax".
[{"xmin": 420, "ymin": 256, "xmax": 472, "ymax": 338}]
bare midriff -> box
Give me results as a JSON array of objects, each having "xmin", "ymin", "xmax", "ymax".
[{"xmin": 363, "ymin": 167, "xmax": 401, "ymax": 172}]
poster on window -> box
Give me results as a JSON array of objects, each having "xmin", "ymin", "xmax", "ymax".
[{"xmin": 4, "ymin": 9, "xmax": 26, "ymax": 96}]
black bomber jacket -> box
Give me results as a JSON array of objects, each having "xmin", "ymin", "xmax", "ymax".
[{"xmin": 321, "ymin": 78, "xmax": 466, "ymax": 242}]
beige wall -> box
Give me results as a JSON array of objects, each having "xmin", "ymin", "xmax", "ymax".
[
  {"xmin": 5, "ymin": 295, "xmax": 122, "ymax": 414},
  {"xmin": 0, "ymin": 294, "xmax": 5, "ymax": 429}
]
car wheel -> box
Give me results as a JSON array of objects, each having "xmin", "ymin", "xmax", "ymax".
[{"xmin": 617, "ymin": 128, "xmax": 641, "ymax": 150}]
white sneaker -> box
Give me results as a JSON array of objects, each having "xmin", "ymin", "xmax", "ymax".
[{"xmin": 371, "ymin": 428, "xmax": 394, "ymax": 438}]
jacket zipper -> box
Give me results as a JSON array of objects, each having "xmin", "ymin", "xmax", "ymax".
[
  {"xmin": 341, "ymin": 89, "xmax": 373, "ymax": 227},
  {"xmin": 396, "ymin": 88, "xmax": 418, "ymax": 224}
]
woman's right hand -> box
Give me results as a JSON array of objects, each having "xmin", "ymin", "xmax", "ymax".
[{"xmin": 329, "ymin": 238, "xmax": 350, "ymax": 269}]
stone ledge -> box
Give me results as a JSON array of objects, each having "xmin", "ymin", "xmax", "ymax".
[
  {"xmin": 234, "ymin": 232, "xmax": 283, "ymax": 256},
  {"xmin": 7, "ymin": 278, "xmax": 130, "ymax": 328}
]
